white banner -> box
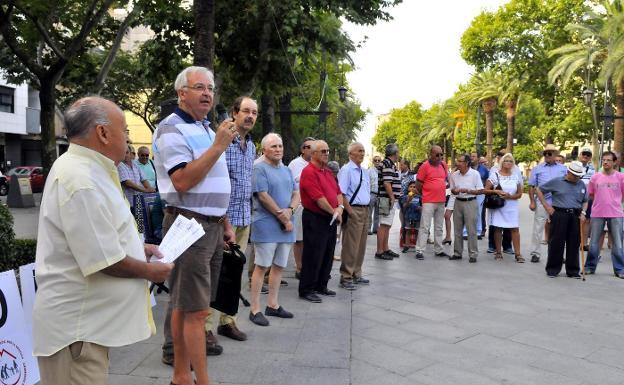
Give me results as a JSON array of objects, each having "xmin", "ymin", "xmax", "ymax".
[
  {"xmin": 18, "ymin": 264, "xmax": 36, "ymax": 333},
  {"xmin": 0, "ymin": 270, "xmax": 39, "ymax": 385}
]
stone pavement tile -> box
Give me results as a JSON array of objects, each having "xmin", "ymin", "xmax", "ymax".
[
  {"xmin": 352, "ymin": 301, "xmax": 379, "ymax": 316},
  {"xmin": 291, "ymin": 340, "xmax": 349, "ymax": 369},
  {"xmin": 254, "ymin": 362, "xmax": 349, "ymax": 385},
  {"xmin": 535, "ymin": 307, "xmax": 624, "ymax": 331},
  {"xmin": 208, "ymin": 351, "xmax": 292, "ymax": 384},
  {"xmin": 350, "ymin": 358, "xmax": 396, "ymax": 385},
  {"xmin": 479, "ymin": 298, "xmax": 546, "ymax": 316},
  {"xmin": 357, "ymin": 307, "xmax": 416, "ymax": 326},
  {"xmin": 223, "ymin": 323, "xmax": 302, "ymax": 354},
  {"xmin": 110, "ymin": 342, "xmax": 160, "ymax": 375},
  {"xmin": 407, "ymin": 362, "xmax": 502, "ymax": 385},
  {"xmin": 401, "ymin": 336, "xmax": 496, "ymax": 370},
  {"xmin": 393, "ymin": 302, "xmax": 464, "ymax": 322},
  {"xmin": 352, "ymin": 318, "xmax": 424, "ymax": 348},
  {"xmin": 584, "ymin": 346, "xmax": 624, "ymax": 370},
  {"xmin": 109, "ymin": 374, "xmax": 159, "ymax": 385},
  {"xmin": 455, "ymin": 334, "xmax": 551, "ymax": 364},
  {"xmin": 479, "ymin": 361, "xmax": 584, "ymax": 385},
  {"xmin": 352, "ymin": 316, "xmax": 380, "ymax": 333},
  {"xmin": 351, "ymin": 335, "xmax": 435, "ymax": 376},
  {"xmin": 397, "ymin": 317, "xmax": 477, "ymax": 343},
  {"xmin": 352, "ymin": 292, "xmax": 413, "ymax": 309},
  {"xmin": 299, "ymin": 317, "xmax": 349, "ymax": 346},
  {"xmin": 509, "ymin": 329, "xmax": 610, "ymax": 358},
  {"xmin": 357, "ymin": 371, "xmax": 427, "ymax": 385},
  {"xmin": 530, "ymin": 351, "xmax": 624, "ymax": 385}
]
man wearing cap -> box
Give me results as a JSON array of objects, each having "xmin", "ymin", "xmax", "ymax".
[
  {"xmin": 527, "ymin": 144, "xmax": 568, "ymax": 263},
  {"xmin": 536, "ymin": 161, "xmax": 588, "ymax": 278},
  {"xmin": 578, "ymin": 147, "xmax": 595, "ymax": 249},
  {"xmin": 584, "ymin": 151, "xmax": 624, "ymax": 278}
]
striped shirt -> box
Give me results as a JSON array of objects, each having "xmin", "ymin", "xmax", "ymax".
[
  {"xmin": 379, "ymin": 158, "xmax": 401, "ymax": 199},
  {"xmin": 153, "ymin": 108, "xmax": 231, "ymax": 216},
  {"xmin": 117, "ymin": 161, "xmax": 146, "ymax": 204},
  {"xmin": 225, "ymin": 134, "xmax": 256, "ymax": 226}
]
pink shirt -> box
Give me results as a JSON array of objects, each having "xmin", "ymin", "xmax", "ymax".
[
  {"xmin": 417, "ymin": 161, "xmax": 448, "ymax": 203},
  {"xmin": 589, "ymin": 171, "xmax": 624, "ymax": 217}
]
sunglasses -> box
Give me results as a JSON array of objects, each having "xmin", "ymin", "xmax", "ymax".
[
  {"xmin": 319, "ymin": 149, "xmax": 330, "ymax": 154},
  {"xmin": 543, "ymin": 151, "xmax": 553, "ymax": 156},
  {"xmin": 581, "ymin": 152, "xmax": 592, "ymax": 157},
  {"xmin": 139, "ymin": 154, "xmax": 150, "ymax": 158},
  {"xmin": 434, "ymin": 153, "xmax": 443, "ymax": 157}
]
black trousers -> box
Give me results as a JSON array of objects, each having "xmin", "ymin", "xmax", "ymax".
[
  {"xmin": 488, "ymin": 225, "xmax": 511, "ymax": 250},
  {"xmin": 546, "ymin": 210, "xmax": 581, "ymax": 276},
  {"xmin": 299, "ymin": 209, "xmax": 338, "ymax": 296}
]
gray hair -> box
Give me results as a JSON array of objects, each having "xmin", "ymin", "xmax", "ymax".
[
  {"xmin": 174, "ymin": 66, "xmax": 215, "ymax": 103},
  {"xmin": 261, "ymin": 132, "xmax": 282, "ymax": 150},
  {"xmin": 327, "ymin": 161, "xmax": 340, "ymax": 174},
  {"xmin": 385, "ymin": 143, "xmax": 399, "ymax": 157},
  {"xmin": 309, "ymin": 140, "xmax": 328, "ymax": 152},
  {"xmin": 64, "ymin": 96, "xmax": 114, "ymax": 139},
  {"xmin": 348, "ymin": 142, "xmax": 364, "ymax": 154},
  {"xmin": 137, "ymin": 146, "xmax": 150, "ymax": 154}
]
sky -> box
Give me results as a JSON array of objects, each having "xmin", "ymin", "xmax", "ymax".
[{"xmin": 343, "ymin": 0, "xmax": 509, "ymax": 149}]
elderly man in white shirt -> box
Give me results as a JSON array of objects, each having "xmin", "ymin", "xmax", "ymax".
[
  {"xmin": 32, "ymin": 96, "xmax": 172, "ymax": 385},
  {"xmin": 448, "ymin": 154, "xmax": 484, "ymax": 263}
]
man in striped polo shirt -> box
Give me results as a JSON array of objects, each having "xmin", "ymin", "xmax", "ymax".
[
  {"xmin": 153, "ymin": 66, "xmax": 237, "ymax": 385},
  {"xmin": 375, "ymin": 143, "xmax": 401, "ymax": 260}
]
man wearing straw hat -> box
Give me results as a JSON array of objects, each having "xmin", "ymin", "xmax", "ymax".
[
  {"xmin": 527, "ymin": 144, "xmax": 567, "ymax": 263},
  {"xmin": 535, "ymin": 161, "xmax": 588, "ymax": 278}
]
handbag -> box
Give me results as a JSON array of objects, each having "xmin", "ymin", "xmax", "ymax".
[
  {"xmin": 342, "ymin": 168, "xmax": 363, "ymax": 226},
  {"xmin": 210, "ymin": 243, "xmax": 247, "ymax": 316},
  {"xmin": 484, "ymin": 172, "xmax": 506, "ymax": 209}
]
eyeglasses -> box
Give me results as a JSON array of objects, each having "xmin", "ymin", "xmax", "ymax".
[
  {"xmin": 581, "ymin": 152, "xmax": 592, "ymax": 157},
  {"xmin": 318, "ymin": 149, "xmax": 330, "ymax": 154},
  {"xmin": 183, "ymin": 84, "xmax": 215, "ymax": 93},
  {"xmin": 373, "ymin": 159, "xmax": 381, "ymax": 163},
  {"xmin": 543, "ymin": 151, "xmax": 553, "ymax": 156},
  {"xmin": 302, "ymin": 145, "xmax": 311, "ymax": 149},
  {"xmin": 434, "ymin": 153, "xmax": 443, "ymax": 157},
  {"xmin": 139, "ymin": 154, "xmax": 150, "ymax": 158}
]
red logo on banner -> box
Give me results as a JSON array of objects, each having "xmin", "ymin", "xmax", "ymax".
[{"xmin": 0, "ymin": 341, "xmax": 26, "ymax": 385}]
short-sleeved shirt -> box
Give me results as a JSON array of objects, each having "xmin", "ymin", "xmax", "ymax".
[
  {"xmin": 300, "ymin": 162, "xmax": 341, "ymax": 215},
  {"xmin": 379, "ymin": 158, "xmax": 400, "ymax": 199},
  {"xmin": 338, "ymin": 160, "xmax": 370, "ymax": 206},
  {"xmin": 288, "ymin": 156, "xmax": 308, "ymax": 191},
  {"xmin": 369, "ymin": 165, "xmax": 379, "ymax": 194},
  {"xmin": 538, "ymin": 177, "xmax": 588, "ymax": 209},
  {"xmin": 449, "ymin": 168, "xmax": 483, "ymax": 199},
  {"xmin": 251, "ymin": 161, "xmax": 297, "ymax": 243},
  {"xmin": 417, "ymin": 160, "xmax": 448, "ymax": 203},
  {"xmin": 33, "ymin": 144, "xmax": 153, "ymax": 356},
  {"xmin": 225, "ymin": 134, "xmax": 256, "ymax": 226},
  {"xmin": 153, "ymin": 107, "xmax": 231, "ymax": 216},
  {"xmin": 117, "ymin": 161, "xmax": 146, "ymax": 203},
  {"xmin": 135, "ymin": 159, "xmax": 157, "ymax": 190},
  {"xmin": 580, "ymin": 162, "xmax": 595, "ymax": 186},
  {"xmin": 528, "ymin": 162, "xmax": 567, "ymax": 204},
  {"xmin": 588, "ymin": 171, "xmax": 624, "ymax": 217},
  {"xmin": 475, "ymin": 164, "xmax": 490, "ymax": 184}
]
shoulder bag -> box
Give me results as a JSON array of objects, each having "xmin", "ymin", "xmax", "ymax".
[{"xmin": 484, "ymin": 172, "xmax": 506, "ymax": 209}]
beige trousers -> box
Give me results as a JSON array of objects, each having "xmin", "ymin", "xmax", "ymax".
[
  {"xmin": 340, "ymin": 206, "xmax": 370, "ymax": 280},
  {"xmin": 38, "ymin": 342, "xmax": 109, "ymax": 385}
]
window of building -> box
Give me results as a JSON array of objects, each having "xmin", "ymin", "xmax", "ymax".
[{"xmin": 0, "ymin": 86, "xmax": 15, "ymax": 113}]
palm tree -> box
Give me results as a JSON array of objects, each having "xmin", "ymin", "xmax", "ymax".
[
  {"xmin": 500, "ymin": 74, "xmax": 524, "ymax": 153},
  {"xmin": 459, "ymin": 70, "xmax": 501, "ymax": 164},
  {"xmin": 419, "ymin": 99, "xmax": 459, "ymax": 163}
]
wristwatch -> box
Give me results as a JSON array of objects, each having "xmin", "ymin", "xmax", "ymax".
[
  {"xmin": 338, "ymin": 204, "xmax": 345, "ymax": 209},
  {"xmin": 288, "ymin": 206, "xmax": 295, "ymax": 215}
]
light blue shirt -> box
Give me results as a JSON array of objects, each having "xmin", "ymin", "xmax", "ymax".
[
  {"xmin": 528, "ymin": 162, "xmax": 567, "ymax": 203},
  {"xmin": 338, "ymin": 160, "xmax": 370, "ymax": 205}
]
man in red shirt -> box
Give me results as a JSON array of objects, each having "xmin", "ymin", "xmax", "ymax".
[
  {"xmin": 298, "ymin": 140, "xmax": 344, "ymax": 303},
  {"xmin": 415, "ymin": 145, "xmax": 450, "ymax": 260}
]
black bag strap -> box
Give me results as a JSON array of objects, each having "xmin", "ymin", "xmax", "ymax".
[{"xmin": 349, "ymin": 168, "xmax": 363, "ymax": 205}]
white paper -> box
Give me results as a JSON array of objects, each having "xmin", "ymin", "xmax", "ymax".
[{"xmin": 157, "ymin": 215, "xmax": 205, "ymax": 263}]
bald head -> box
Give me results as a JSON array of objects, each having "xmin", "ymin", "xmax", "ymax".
[{"xmin": 429, "ymin": 145, "xmax": 443, "ymax": 164}]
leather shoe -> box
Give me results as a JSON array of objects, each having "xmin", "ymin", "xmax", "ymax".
[
  {"xmin": 385, "ymin": 249, "xmax": 399, "ymax": 258},
  {"xmin": 339, "ymin": 280, "xmax": 357, "ymax": 290},
  {"xmin": 354, "ymin": 277, "xmax": 370, "ymax": 285},
  {"xmin": 217, "ymin": 323, "xmax": 247, "ymax": 341},
  {"xmin": 265, "ymin": 305, "xmax": 294, "ymax": 318},
  {"xmin": 317, "ymin": 287, "xmax": 336, "ymax": 296},
  {"xmin": 300, "ymin": 292, "xmax": 322, "ymax": 303},
  {"xmin": 469, "ymin": 257, "xmax": 477, "ymax": 263},
  {"xmin": 205, "ymin": 331, "xmax": 223, "ymax": 355},
  {"xmin": 249, "ymin": 311, "xmax": 270, "ymax": 326},
  {"xmin": 375, "ymin": 252, "xmax": 393, "ymax": 260},
  {"xmin": 448, "ymin": 255, "xmax": 462, "ymax": 260},
  {"xmin": 435, "ymin": 252, "xmax": 450, "ymax": 258},
  {"xmin": 530, "ymin": 254, "xmax": 540, "ymax": 263},
  {"xmin": 567, "ymin": 274, "xmax": 581, "ymax": 279},
  {"xmin": 415, "ymin": 252, "xmax": 424, "ymax": 260}
]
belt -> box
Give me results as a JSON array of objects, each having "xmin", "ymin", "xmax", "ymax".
[
  {"xmin": 456, "ymin": 197, "xmax": 476, "ymax": 202},
  {"xmin": 553, "ymin": 207, "xmax": 581, "ymax": 215},
  {"xmin": 351, "ymin": 204, "xmax": 368, "ymax": 207},
  {"xmin": 165, "ymin": 206, "xmax": 225, "ymax": 223}
]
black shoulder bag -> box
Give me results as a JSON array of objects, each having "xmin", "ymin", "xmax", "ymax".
[
  {"xmin": 342, "ymin": 168, "xmax": 363, "ymax": 226},
  {"xmin": 484, "ymin": 172, "xmax": 506, "ymax": 209}
]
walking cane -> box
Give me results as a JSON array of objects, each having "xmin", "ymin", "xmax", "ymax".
[{"xmin": 580, "ymin": 218, "xmax": 586, "ymax": 282}]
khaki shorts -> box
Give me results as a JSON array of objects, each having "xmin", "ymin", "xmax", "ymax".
[
  {"xmin": 379, "ymin": 206, "xmax": 396, "ymax": 226},
  {"xmin": 163, "ymin": 212, "xmax": 223, "ymax": 312}
]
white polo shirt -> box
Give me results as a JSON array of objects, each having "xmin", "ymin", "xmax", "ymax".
[
  {"xmin": 449, "ymin": 168, "xmax": 483, "ymax": 199},
  {"xmin": 33, "ymin": 144, "xmax": 154, "ymax": 356}
]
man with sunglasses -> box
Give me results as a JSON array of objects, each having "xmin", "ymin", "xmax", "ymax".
[
  {"xmin": 135, "ymin": 146, "xmax": 157, "ymax": 189},
  {"xmin": 288, "ymin": 136, "xmax": 316, "ymax": 278},
  {"xmin": 528, "ymin": 144, "xmax": 567, "ymax": 263}
]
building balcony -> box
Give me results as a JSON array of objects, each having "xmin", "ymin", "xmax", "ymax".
[{"xmin": 26, "ymin": 107, "xmax": 40, "ymax": 134}]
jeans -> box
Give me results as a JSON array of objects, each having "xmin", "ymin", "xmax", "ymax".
[{"xmin": 585, "ymin": 217, "xmax": 624, "ymax": 274}]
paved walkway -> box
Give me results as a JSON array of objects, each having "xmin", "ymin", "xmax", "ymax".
[{"xmin": 7, "ymin": 195, "xmax": 624, "ymax": 384}]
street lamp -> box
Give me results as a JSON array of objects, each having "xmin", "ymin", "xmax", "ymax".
[
  {"xmin": 338, "ymin": 86, "xmax": 347, "ymax": 102},
  {"xmin": 582, "ymin": 87, "xmax": 594, "ymax": 106}
]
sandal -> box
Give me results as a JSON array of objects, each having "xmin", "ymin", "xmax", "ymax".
[
  {"xmin": 515, "ymin": 255, "xmax": 525, "ymax": 263},
  {"xmin": 443, "ymin": 239, "xmax": 452, "ymax": 245},
  {"xmin": 494, "ymin": 252, "xmax": 503, "ymax": 261}
]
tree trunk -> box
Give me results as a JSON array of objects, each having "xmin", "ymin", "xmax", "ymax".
[
  {"xmin": 614, "ymin": 79, "xmax": 624, "ymax": 157},
  {"xmin": 245, "ymin": 7, "xmax": 272, "ymax": 96},
  {"xmin": 278, "ymin": 94, "xmax": 295, "ymax": 162},
  {"xmin": 193, "ymin": 0, "xmax": 215, "ymax": 69},
  {"xmin": 482, "ymin": 98, "xmax": 497, "ymax": 165},
  {"xmin": 261, "ymin": 94, "xmax": 274, "ymax": 136},
  {"xmin": 505, "ymin": 98, "xmax": 517, "ymax": 153},
  {"xmin": 39, "ymin": 79, "xmax": 58, "ymax": 175}
]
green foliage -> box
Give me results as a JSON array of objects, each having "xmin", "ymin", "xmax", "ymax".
[
  {"xmin": 372, "ymin": 101, "xmax": 428, "ymax": 161},
  {"xmin": 0, "ymin": 205, "xmax": 35, "ymax": 272},
  {"xmin": 8, "ymin": 239, "xmax": 37, "ymax": 271},
  {"xmin": 0, "ymin": 203, "xmax": 15, "ymax": 266}
]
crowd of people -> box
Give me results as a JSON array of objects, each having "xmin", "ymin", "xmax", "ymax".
[{"xmin": 29, "ymin": 65, "xmax": 624, "ymax": 385}]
